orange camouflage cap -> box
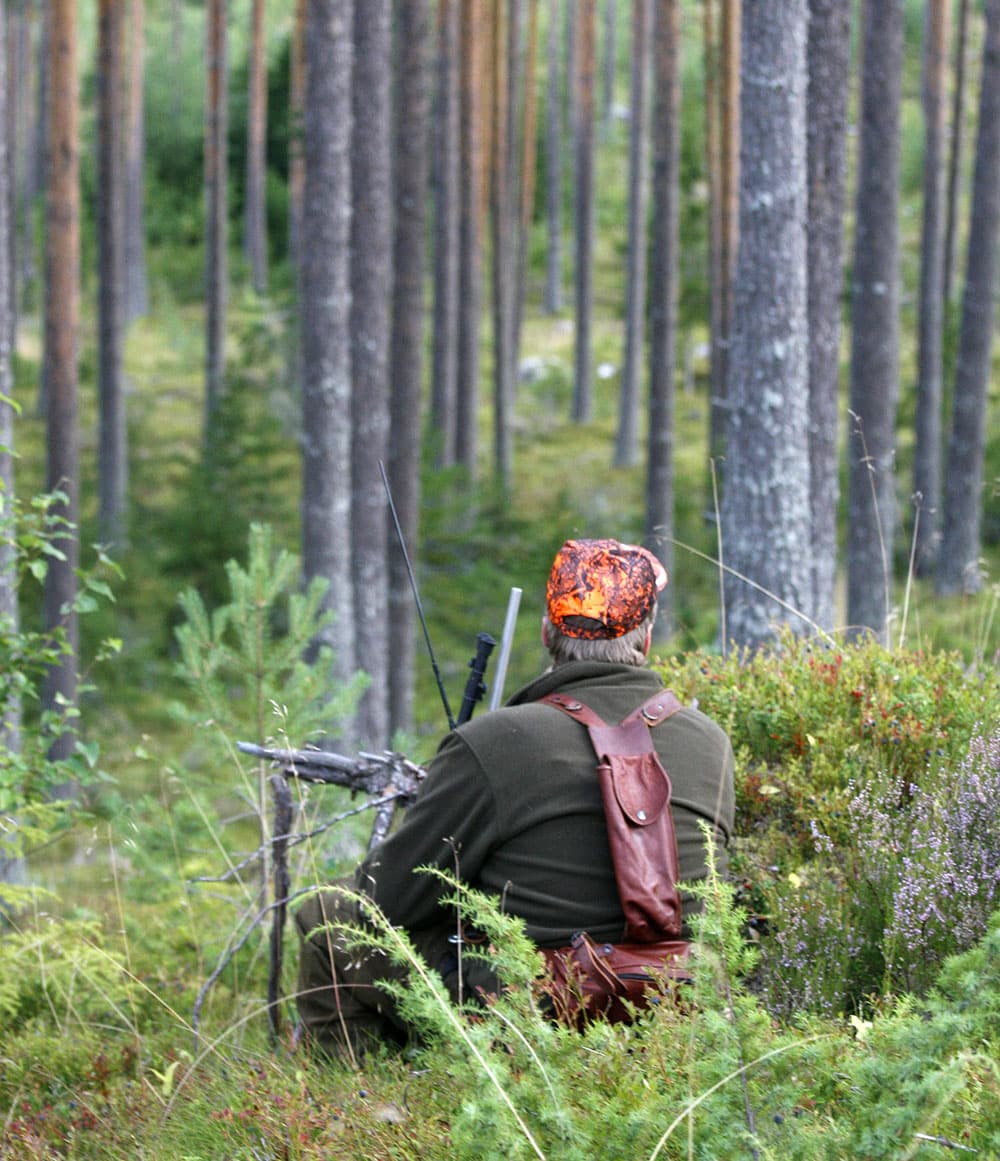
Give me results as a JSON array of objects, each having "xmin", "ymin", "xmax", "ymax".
[{"xmin": 546, "ymin": 538, "xmax": 668, "ymax": 639}]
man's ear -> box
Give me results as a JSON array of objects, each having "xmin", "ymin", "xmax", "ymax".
[
  {"xmin": 643, "ymin": 625, "xmax": 653, "ymax": 655},
  {"xmin": 541, "ymin": 617, "xmax": 551, "ymax": 649}
]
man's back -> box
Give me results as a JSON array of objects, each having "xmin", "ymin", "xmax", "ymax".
[{"xmin": 363, "ymin": 660, "xmax": 734, "ymax": 947}]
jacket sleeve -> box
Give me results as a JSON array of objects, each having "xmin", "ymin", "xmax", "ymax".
[{"xmin": 357, "ymin": 730, "xmax": 500, "ymax": 929}]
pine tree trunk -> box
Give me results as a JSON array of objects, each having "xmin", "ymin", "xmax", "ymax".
[
  {"xmin": 42, "ymin": 0, "xmax": 80, "ymax": 767},
  {"xmin": 124, "ymin": 0, "xmax": 148, "ymax": 323},
  {"xmin": 0, "ymin": 0, "xmax": 19, "ymax": 748},
  {"xmin": 300, "ymin": 0, "xmax": 355, "ymax": 703},
  {"xmin": 244, "ymin": 0, "xmax": 268, "ymax": 295},
  {"xmin": 7, "ymin": 1, "xmax": 32, "ymax": 327},
  {"xmin": 288, "ymin": 0, "xmax": 305, "ymax": 266},
  {"xmin": 615, "ymin": 0, "xmax": 652, "ymax": 469},
  {"xmin": 456, "ymin": 0, "xmax": 483, "ymax": 473},
  {"xmin": 644, "ymin": 0, "xmax": 680, "ymax": 639},
  {"xmin": 350, "ymin": 0, "xmax": 393, "ymax": 748},
  {"xmin": 602, "ymin": 0, "xmax": 617, "ymax": 130},
  {"xmin": 846, "ymin": 0, "xmax": 904, "ymax": 643},
  {"xmin": 937, "ymin": 0, "xmax": 1000, "ymax": 595},
  {"xmin": 913, "ymin": 0, "xmax": 951, "ymax": 575},
  {"xmin": 572, "ymin": 0, "xmax": 596, "ymax": 422},
  {"xmin": 709, "ymin": 0, "xmax": 740, "ymax": 471},
  {"xmin": 0, "ymin": 0, "xmax": 24, "ymax": 889},
  {"xmin": 806, "ymin": 0, "xmax": 851, "ymax": 632},
  {"xmin": 430, "ymin": 0, "xmax": 460, "ymax": 465},
  {"xmin": 204, "ymin": 0, "xmax": 228, "ymax": 438},
  {"xmin": 943, "ymin": 0, "xmax": 970, "ymax": 305},
  {"xmin": 492, "ymin": 0, "xmax": 515, "ymax": 487},
  {"xmin": 704, "ymin": 0, "xmax": 724, "ymax": 467},
  {"xmin": 388, "ymin": 0, "xmax": 431, "ymax": 736},
  {"xmin": 97, "ymin": 0, "xmax": 127, "ymax": 549},
  {"xmin": 512, "ymin": 0, "xmax": 539, "ymax": 365},
  {"xmin": 544, "ymin": 0, "xmax": 563, "ymax": 313},
  {"xmin": 721, "ymin": 0, "xmax": 812, "ymax": 651}
]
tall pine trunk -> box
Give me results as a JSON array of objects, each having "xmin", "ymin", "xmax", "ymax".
[
  {"xmin": 572, "ymin": 0, "xmax": 596, "ymax": 422},
  {"xmin": 543, "ymin": 0, "xmax": 563, "ymax": 313},
  {"xmin": 301, "ymin": 0, "xmax": 355, "ymax": 705},
  {"xmin": 430, "ymin": 0, "xmax": 460, "ymax": 465},
  {"xmin": 388, "ymin": 0, "xmax": 431, "ymax": 736},
  {"xmin": 846, "ymin": 0, "xmax": 904, "ymax": 643},
  {"xmin": 708, "ymin": 0, "xmax": 740, "ymax": 470},
  {"xmin": 491, "ymin": 0, "xmax": 515, "ymax": 487},
  {"xmin": 512, "ymin": 0, "xmax": 539, "ymax": 367},
  {"xmin": 97, "ymin": 0, "xmax": 127, "ymax": 548},
  {"xmin": 806, "ymin": 0, "xmax": 851, "ymax": 632},
  {"xmin": 0, "ymin": 0, "xmax": 25, "ymax": 889},
  {"xmin": 455, "ymin": 0, "xmax": 483, "ymax": 473},
  {"xmin": 244, "ymin": 0, "xmax": 268, "ymax": 295},
  {"xmin": 913, "ymin": 0, "xmax": 951, "ymax": 574},
  {"xmin": 721, "ymin": 0, "xmax": 812, "ymax": 650},
  {"xmin": 204, "ymin": 0, "xmax": 228, "ymax": 439},
  {"xmin": 287, "ymin": 0, "xmax": 306, "ymax": 266},
  {"xmin": 943, "ymin": 0, "xmax": 970, "ymax": 305},
  {"xmin": 615, "ymin": 0, "xmax": 652, "ymax": 469},
  {"xmin": 644, "ymin": 0, "xmax": 680, "ymax": 639},
  {"xmin": 42, "ymin": 0, "xmax": 80, "ymax": 768},
  {"xmin": 937, "ymin": 0, "xmax": 1000, "ymax": 595},
  {"xmin": 0, "ymin": 0, "xmax": 19, "ymax": 748},
  {"xmin": 124, "ymin": 0, "xmax": 148, "ymax": 323},
  {"xmin": 350, "ymin": 0, "xmax": 392, "ymax": 748}
]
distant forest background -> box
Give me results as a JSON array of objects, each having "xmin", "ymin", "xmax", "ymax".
[{"xmin": 1, "ymin": 0, "xmax": 999, "ymax": 763}]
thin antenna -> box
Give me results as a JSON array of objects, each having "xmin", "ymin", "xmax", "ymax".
[{"xmin": 379, "ymin": 461, "xmax": 456, "ymax": 730}]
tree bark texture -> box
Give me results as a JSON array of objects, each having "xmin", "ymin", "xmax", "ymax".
[
  {"xmin": 288, "ymin": 0, "xmax": 306, "ymax": 266},
  {"xmin": 42, "ymin": 0, "xmax": 79, "ymax": 764},
  {"xmin": 491, "ymin": 0, "xmax": 515, "ymax": 487},
  {"xmin": 721, "ymin": 0, "xmax": 812, "ymax": 651},
  {"xmin": 124, "ymin": 0, "xmax": 148, "ymax": 323},
  {"xmin": 704, "ymin": 0, "xmax": 724, "ymax": 463},
  {"xmin": 937, "ymin": 0, "xmax": 1000, "ymax": 595},
  {"xmin": 913, "ymin": 0, "xmax": 951, "ymax": 575},
  {"xmin": 943, "ymin": 0, "xmax": 970, "ymax": 305},
  {"xmin": 431, "ymin": 0, "xmax": 460, "ymax": 465},
  {"xmin": 512, "ymin": 0, "xmax": 539, "ymax": 365},
  {"xmin": 603, "ymin": 0, "xmax": 617, "ymax": 129},
  {"xmin": 572, "ymin": 0, "xmax": 596, "ymax": 423},
  {"xmin": 0, "ymin": 0, "xmax": 24, "ymax": 888},
  {"xmin": 806, "ymin": 0, "xmax": 850, "ymax": 632},
  {"xmin": 846, "ymin": 0, "xmax": 904, "ymax": 643},
  {"xmin": 7, "ymin": 2, "xmax": 34, "ymax": 324},
  {"xmin": 615, "ymin": 0, "xmax": 652, "ymax": 470},
  {"xmin": 644, "ymin": 0, "xmax": 680, "ymax": 639},
  {"xmin": 300, "ymin": 0, "xmax": 355, "ymax": 698},
  {"xmin": 350, "ymin": 0, "xmax": 393, "ymax": 748},
  {"xmin": 204, "ymin": 0, "xmax": 228, "ymax": 438},
  {"xmin": 245, "ymin": 0, "xmax": 268, "ymax": 295},
  {"xmin": 98, "ymin": 0, "xmax": 128, "ymax": 549},
  {"xmin": 456, "ymin": 0, "xmax": 483, "ymax": 473},
  {"xmin": 544, "ymin": 0, "xmax": 563, "ymax": 313},
  {"xmin": 0, "ymin": 0, "xmax": 20, "ymax": 752},
  {"xmin": 708, "ymin": 0, "xmax": 740, "ymax": 467},
  {"xmin": 389, "ymin": 0, "xmax": 431, "ymax": 735}
]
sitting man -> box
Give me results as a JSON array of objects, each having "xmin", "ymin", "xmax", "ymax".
[{"xmin": 296, "ymin": 538, "xmax": 735, "ymax": 1057}]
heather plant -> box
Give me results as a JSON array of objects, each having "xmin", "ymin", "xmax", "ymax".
[
  {"xmin": 885, "ymin": 726, "xmax": 1000, "ymax": 992},
  {"xmin": 759, "ymin": 726, "xmax": 1000, "ymax": 1015}
]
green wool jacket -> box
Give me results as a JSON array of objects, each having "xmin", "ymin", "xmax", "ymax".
[{"xmin": 359, "ymin": 661, "xmax": 736, "ymax": 948}]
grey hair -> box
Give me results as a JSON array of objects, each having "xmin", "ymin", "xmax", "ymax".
[{"xmin": 544, "ymin": 610, "xmax": 655, "ymax": 667}]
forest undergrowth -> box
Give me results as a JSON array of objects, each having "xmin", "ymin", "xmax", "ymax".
[{"xmin": 2, "ymin": 510, "xmax": 999, "ymax": 1158}]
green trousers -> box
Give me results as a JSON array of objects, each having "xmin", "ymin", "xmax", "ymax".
[{"xmin": 294, "ymin": 885, "xmax": 466, "ymax": 1059}]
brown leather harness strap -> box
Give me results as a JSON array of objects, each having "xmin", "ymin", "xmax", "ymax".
[{"xmin": 541, "ymin": 689, "xmax": 685, "ymax": 942}]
